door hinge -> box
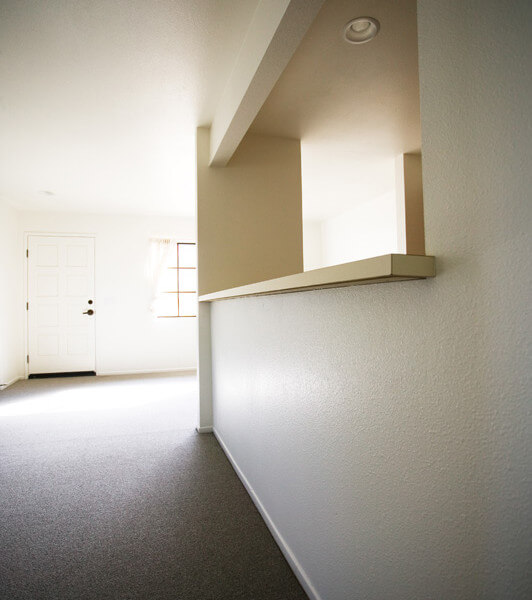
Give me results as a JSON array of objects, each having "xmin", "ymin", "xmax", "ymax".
[
  {"xmin": 26, "ymin": 302, "xmax": 29, "ymax": 310},
  {"xmin": 26, "ymin": 355, "xmax": 29, "ymax": 364},
  {"xmin": 26, "ymin": 249, "xmax": 28, "ymax": 258}
]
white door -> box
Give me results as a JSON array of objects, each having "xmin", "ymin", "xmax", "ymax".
[{"xmin": 27, "ymin": 235, "xmax": 96, "ymax": 375}]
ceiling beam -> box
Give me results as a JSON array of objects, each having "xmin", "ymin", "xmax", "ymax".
[{"xmin": 209, "ymin": 0, "xmax": 325, "ymax": 167}]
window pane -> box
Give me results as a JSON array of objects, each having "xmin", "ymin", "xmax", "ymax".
[
  {"xmin": 178, "ymin": 293, "xmax": 197, "ymax": 316},
  {"xmin": 179, "ymin": 244, "xmax": 196, "ymax": 268},
  {"xmin": 160, "ymin": 268, "xmax": 178, "ymax": 292},
  {"xmin": 155, "ymin": 293, "xmax": 178, "ymax": 317},
  {"xmin": 166, "ymin": 246, "xmax": 178, "ymax": 268},
  {"xmin": 178, "ymin": 268, "xmax": 196, "ymax": 292}
]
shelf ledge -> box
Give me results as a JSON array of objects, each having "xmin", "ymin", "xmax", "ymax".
[{"xmin": 199, "ymin": 254, "xmax": 435, "ymax": 302}]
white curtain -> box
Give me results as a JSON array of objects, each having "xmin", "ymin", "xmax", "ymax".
[{"xmin": 149, "ymin": 238, "xmax": 175, "ymax": 313}]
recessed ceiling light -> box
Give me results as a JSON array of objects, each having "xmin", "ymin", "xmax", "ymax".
[{"xmin": 344, "ymin": 17, "xmax": 380, "ymax": 44}]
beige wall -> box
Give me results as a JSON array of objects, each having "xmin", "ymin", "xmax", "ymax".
[
  {"xmin": 196, "ymin": 128, "xmax": 303, "ymax": 296},
  {"xmin": 396, "ymin": 153, "xmax": 425, "ymax": 255}
]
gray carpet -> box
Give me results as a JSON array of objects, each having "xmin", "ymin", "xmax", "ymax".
[{"xmin": 0, "ymin": 373, "xmax": 308, "ymax": 600}]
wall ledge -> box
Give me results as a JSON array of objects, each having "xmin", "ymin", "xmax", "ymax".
[{"xmin": 199, "ymin": 254, "xmax": 435, "ymax": 302}]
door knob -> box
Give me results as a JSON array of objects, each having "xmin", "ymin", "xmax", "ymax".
[{"xmin": 83, "ymin": 309, "xmax": 94, "ymax": 315}]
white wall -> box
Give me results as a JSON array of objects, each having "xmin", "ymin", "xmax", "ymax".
[
  {"xmin": 302, "ymin": 220, "xmax": 323, "ymax": 271},
  {"xmin": 321, "ymin": 191, "xmax": 398, "ymax": 267},
  {"xmin": 208, "ymin": 1, "xmax": 532, "ymax": 599},
  {"xmin": 20, "ymin": 211, "xmax": 197, "ymax": 375},
  {"xmin": 303, "ymin": 192, "xmax": 397, "ymax": 270},
  {"xmin": 0, "ymin": 198, "xmax": 23, "ymax": 387}
]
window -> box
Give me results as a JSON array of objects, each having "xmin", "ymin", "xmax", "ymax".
[{"xmin": 156, "ymin": 242, "xmax": 197, "ymax": 318}]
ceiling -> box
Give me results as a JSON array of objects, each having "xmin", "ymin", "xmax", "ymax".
[
  {"xmin": 251, "ymin": 0, "xmax": 421, "ymax": 221},
  {"xmin": 1, "ymin": 0, "xmax": 421, "ymax": 222},
  {"xmin": 0, "ymin": 0, "xmax": 259, "ymax": 216}
]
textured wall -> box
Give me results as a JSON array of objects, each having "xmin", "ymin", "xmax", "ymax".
[{"xmin": 209, "ymin": 1, "xmax": 532, "ymax": 598}]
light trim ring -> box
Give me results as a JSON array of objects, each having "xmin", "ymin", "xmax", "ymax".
[{"xmin": 344, "ymin": 17, "xmax": 380, "ymax": 44}]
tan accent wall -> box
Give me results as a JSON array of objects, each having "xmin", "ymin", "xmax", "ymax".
[
  {"xmin": 197, "ymin": 127, "xmax": 303, "ymax": 296},
  {"xmin": 396, "ymin": 153, "xmax": 426, "ymax": 256}
]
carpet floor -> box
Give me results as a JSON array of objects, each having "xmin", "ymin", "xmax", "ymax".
[{"xmin": 0, "ymin": 373, "xmax": 308, "ymax": 600}]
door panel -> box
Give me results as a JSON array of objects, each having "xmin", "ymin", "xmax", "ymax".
[{"xmin": 28, "ymin": 235, "xmax": 96, "ymax": 374}]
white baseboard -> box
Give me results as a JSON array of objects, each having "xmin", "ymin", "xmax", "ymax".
[
  {"xmin": 196, "ymin": 426, "xmax": 213, "ymax": 434},
  {"xmin": 213, "ymin": 428, "xmax": 322, "ymax": 600},
  {"xmin": 0, "ymin": 375, "xmax": 24, "ymax": 391},
  {"xmin": 97, "ymin": 367, "xmax": 197, "ymax": 376}
]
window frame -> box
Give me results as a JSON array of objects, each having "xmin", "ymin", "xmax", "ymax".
[{"xmin": 157, "ymin": 242, "xmax": 197, "ymax": 318}]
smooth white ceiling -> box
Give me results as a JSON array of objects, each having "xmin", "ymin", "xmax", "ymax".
[
  {"xmin": 251, "ymin": 0, "xmax": 421, "ymax": 221},
  {"xmin": 0, "ymin": 0, "xmax": 259, "ymax": 216}
]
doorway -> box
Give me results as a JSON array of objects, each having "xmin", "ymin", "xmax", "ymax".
[{"xmin": 26, "ymin": 235, "xmax": 96, "ymax": 376}]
